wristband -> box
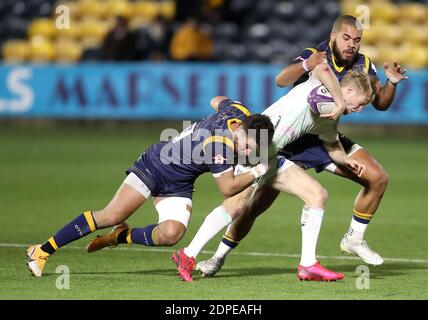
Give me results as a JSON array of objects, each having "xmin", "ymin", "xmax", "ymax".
[
  {"xmin": 387, "ymin": 79, "xmax": 397, "ymax": 86},
  {"xmin": 250, "ymin": 167, "xmax": 261, "ymax": 179},
  {"xmin": 302, "ymin": 59, "xmax": 310, "ymax": 72}
]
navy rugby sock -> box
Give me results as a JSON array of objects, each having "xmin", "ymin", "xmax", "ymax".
[
  {"xmin": 126, "ymin": 224, "xmax": 158, "ymax": 246},
  {"xmin": 41, "ymin": 211, "xmax": 97, "ymax": 254}
]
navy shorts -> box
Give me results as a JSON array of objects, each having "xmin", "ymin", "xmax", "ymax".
[
  {"xmin": 126, "ymin": 144, "xmax": 195, "ymax": 200},
  {"xmin": 280, "ymin": 133, "xmax": 357, "ymax": 173}
]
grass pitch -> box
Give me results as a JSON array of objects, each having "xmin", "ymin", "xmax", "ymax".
[{"xmin": 0, "ymin": 124, "xmax": 427, "ymax": 300}]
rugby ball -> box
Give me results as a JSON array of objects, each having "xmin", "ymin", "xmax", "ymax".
[{"xmin": 307, "ymin": 85, "xmax": 335, "ymax": 115}]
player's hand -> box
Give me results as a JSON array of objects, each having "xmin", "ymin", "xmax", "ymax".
[
  {"xmin": 319, "ymin": 102, "xmax": 346, "ymax": 121},
  {"xmin": 384, "ymin": 62, "xmax": 408, "ymax": 84},
  {"xmin": 345, "ymin": 159, "xmax": 366, "ymax": 177},
  {"xmin": 306, "ymin": 52, "xmax": 327, "ymax": 71},
  {"xmin": 250, "ymin": 163, "xmax": 268, "ymax": 179}
]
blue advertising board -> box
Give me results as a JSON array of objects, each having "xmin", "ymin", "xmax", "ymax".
[{"xmin": 0, "ymin": 63, "xmax": 426, "ymax": 123}]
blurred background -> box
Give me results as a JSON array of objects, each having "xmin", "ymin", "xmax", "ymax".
[{"xmin": 0, "ymin": 0, "xmax": 426, "ymax": 123}]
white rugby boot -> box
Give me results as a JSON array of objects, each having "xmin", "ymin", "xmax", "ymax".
[
  {"xmin": 196, "ymin": 256, "xmax": 226, "ymax": 277},
  {"xmin": 340, "ymin": 234, "xmax": 384, "ymax": 266}
]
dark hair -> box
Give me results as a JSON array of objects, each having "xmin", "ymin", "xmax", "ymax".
[
  {"xmin": 241, "ymin": 114, "xmax": 274, "ymax": 148},
  {"xmin": 332, "ymin": 15, "xmax": 362, "ymax": 32}
]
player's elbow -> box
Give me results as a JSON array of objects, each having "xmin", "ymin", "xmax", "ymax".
[
  {"xmin": 275, "ymin": 75, "xmax": 287, "ymax": 88},
  {"xmin": 314, "ymin": 63, "xmax": 329, "ymax": 74},
  {"xmin": 371, "ymin": 99, "xmax": 390, "ymax": 111}
]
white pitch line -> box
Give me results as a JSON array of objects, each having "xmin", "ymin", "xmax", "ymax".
[{"xmin": 2, "ymin": 242, "xmax": 428, "ymax": 264}]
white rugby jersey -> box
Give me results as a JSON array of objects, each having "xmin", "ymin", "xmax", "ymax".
[{"xmin": 263, "ymin": 75, "xmax": 339, "ymax": 150}]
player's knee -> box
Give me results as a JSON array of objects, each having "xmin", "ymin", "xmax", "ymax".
[
  {"xmin": 158, "ymin": 221, "xmax": 186, "ymax": 246},
  {"xmin": 307, "ymin": 187, "xmax": 328, "ymax": 207},
  {"xmin": 369, "ymin": 168, "xmax": 389, "ymax": 193}
]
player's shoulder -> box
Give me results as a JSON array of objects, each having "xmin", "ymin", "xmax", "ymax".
[
  {"xmin": 218, "ymin": 99, "xmax": 252, "ymax": 117},
  {"xmin": 316, "ymin": 40, "xmax": 329, "ymax": 52}
]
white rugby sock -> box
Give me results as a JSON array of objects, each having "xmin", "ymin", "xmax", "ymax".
[
  {"xmin": 300, "ymin": 205, "xmax": 324, "ymax": 267},
  {"xmin": 214, "ymin": 241, "xmax": 234, "ymax": 259},
  {"xmin": 347, "ymin": 218, "xmax": 368, "ymax": 243},
  {"xmin": 184, "ymin": 206, "xmax": 232, "ymax": 259}
]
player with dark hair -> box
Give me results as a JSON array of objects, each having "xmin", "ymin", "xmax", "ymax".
[
  {"xmin": 173, "ymin": 62, "xmax": 373, "ymax": 282},
  {"xmin": 196, "ymin": 15, "xmax": 408, "ymax": 278},
  {"xmin": 26, "ymin": 97, "xmax": 274, "ymax": 277}
]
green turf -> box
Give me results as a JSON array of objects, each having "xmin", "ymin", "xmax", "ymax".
[{"xmin": 0, "ymin": 124, "xmax": 427, "ymax": 300}]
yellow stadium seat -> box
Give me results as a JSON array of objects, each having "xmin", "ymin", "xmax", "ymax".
[
  {"xmin": 400, "ymin": 44, "xmax": 427, "ymax": 69},
  {"xmin": 369, "ymin": 2, "xmax": 399, "ymax": 23},
  {"xmin": 400, "ymin": 3, "xmax": 427, "ymax": 24},
  {"xmin": 55, "ymin": 1, "xmax": 82, "ymax": 19},
  {"xmin": 2, "ymin": 40, "xmax": 30, "ymax": 63},
  {"xmin": 28, "ymin": 19, "xmax": 57, "ymax": 39},
  {"xmin": 129, "ymin": 17, "xmax": 150, "ymax": 30},
  {"xmin": 359, "ymin": 45, "xmax": 379, "ymax": 63},
  {"xmin": 55, "ymin": 39, "xmax": 83, "ymax": 63},
  {"xmin": 159, "ymin": 1, "xmax": 176, "ymax": 19},
  {"xmin": 56, "ymin": 19, "xmax": 82, "ymax": 40},
  {"xmin": 78, "ymin": 0, "xmax": 106, "ymax": 19},
  {"xmin": 29, "ymin": 36, "xmax": 56, "ymax": 62},
  {"xmin": 106, "ymin": 0, "xmax": 132, "ymax": 18},
  {"xmin": 376, "ymin": 43, "xmax": 403, "ymax": 64},
  {"xmin": 133, "ymin": 1, "xmax": 160, "ymax": 20},
  {"xmin": 382, "ymin": 24, "xmax": 402, "ymax": 45},
  {"xmin": 400, "ymin": 23, "xmax": 427, "ymax": 45},
  {"xmin": 79, "ymin": 17, "xmax": 109, "ymax": 41},
  {"xmin": 362, "ymin": 22, "xmax": 388, "ymax": 45}
]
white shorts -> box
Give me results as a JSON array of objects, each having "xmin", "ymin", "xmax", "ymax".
[{"xmin": 123, "ymin": 173, "xmax": 192, "ymax": 227}]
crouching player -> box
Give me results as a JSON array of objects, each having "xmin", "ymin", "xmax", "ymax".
[
  {"xmin": 173, "ymin": 64, "xmax": 374, "ymax": 281},
  {"xmin": 26, "ymin": 98, "xmax": 274, "ymax": 277}
]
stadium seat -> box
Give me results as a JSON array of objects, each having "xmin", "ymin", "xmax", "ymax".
[
  {"xmin": 159, "ymin": 1, "xmax": 176, "ymax": 20},
  {"xmin": 2, "ymin": 39, "xmax": 30, "ymax": 63},
  {"xmin": 133, "ymin": 1, "xmax": 160, "ymax": 21},
  {"xmin": 56, "ymin": 19, "xmax": 82, "ymax": 40},
  {"xmin": 29, "ymin": 35, "xmax": 56, "ymax": 62},
  {"xmin": 400, "ymin": 3, "xmax": 427, "ymax": 24},
  {"xmin": 273, "ymin": 1, "xmax": 297, "ymax": 22},
  {"xmin": 359, "ymin": 44, "xmax": 379, "ymax": 63},
  {"xmin": 56, "ymin": 1, "xmax": 82, "ymax": 19},
  {"xmin": 78, "ymin": 0, "xmax": 106, "ymax": 19},
  {"xmin": 213, "ymin": 22, "xmax": 239, "ymax": 42},
  {"xmin": 246, "ymin": 23, "xmax": 271, "ymax": 43},
  {"xmin": 105, "ymin": 0, "xmax": 132, "ymax": 18},
  {"xmin": 369, "ymin": 2, "xmax": 399, "ymax": 23},
  {"xmin": 28, "ymin": 18, "xmax": 56, "ymax": 39},
  {"xmin": 400, "ymin": 44, "xmax": 427, "ymax": 69},
  {"xmin": 55, "ymin": 39, "xmax": 83, "ymax": 63},
  {"xmin": 400, "ymin": 23, "xmax": 427, "ymax": 45},
  {"xmin": 79, "ymin": 17, "xmax": 109, "ymax": 43}
]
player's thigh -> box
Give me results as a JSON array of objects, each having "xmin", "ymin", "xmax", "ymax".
[
  {"xmin": 333, "ymin": 148, "xmax": 388, "ymax": 186},
  {"xmin": 153, "ymin": 196, "xmax": 192, "ymax": 230},
  {"xmin": 95, "ymin": 175, "xmax": 149, "ymax": 226},
  {"xmin": 270, "ymin": 163, "xmax": 327, "ymax": 205},
  {"xmin": 220, "ymin": 186, "xmax": 256, "ymax": 219}
]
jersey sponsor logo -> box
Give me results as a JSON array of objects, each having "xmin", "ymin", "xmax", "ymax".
[{"xmin": 213, "ymin": 154, "xmax": 227, "ymax": 164}]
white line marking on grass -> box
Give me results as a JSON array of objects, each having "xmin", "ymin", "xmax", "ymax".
[{"xmin": 3, "ymin": 242, "xmax": 428, "ymax": 264}]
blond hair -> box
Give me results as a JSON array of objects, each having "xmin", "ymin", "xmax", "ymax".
[{"xmin": 340, "ymin": 71, "xmax": 375, "ymax": 105}]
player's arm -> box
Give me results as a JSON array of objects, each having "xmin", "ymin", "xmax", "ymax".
[
  {"xmin": 210, "ymin": 96, "xmax": 229, "ymax": 112},
  {"xmin": 371, "ymin": 62, "xmax": 408, "ymax": 111},
  {"xmin": 275, "ymin": 50, "xmax": 326, "ymax": 88},
  {"xmin": 323, "ymin": 140, "xmax": 365, "ymax": 177},
  {"xmin": 311, "ymin": 63, "xmax": 346, "ymax": 120},
  {"xmin": 214, "ymin": 165, "xmax": 267, "ymax": 198}
]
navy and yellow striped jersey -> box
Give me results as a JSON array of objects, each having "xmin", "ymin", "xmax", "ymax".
[
  {"xmin": 292, "ymin": 40, "xmax": 377, "ymax": 86},
  {"xmin": 129, "ymin": 99, "xmax": 252, "ymax": 195}
]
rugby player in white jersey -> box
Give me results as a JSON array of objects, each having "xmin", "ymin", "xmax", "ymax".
[{"xmin": 173, "ymin": 62, "xmax": 374, "ymax": 281}]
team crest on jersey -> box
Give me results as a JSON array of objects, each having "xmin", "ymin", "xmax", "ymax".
[{"xmin": 213, "ymin": 154, "xmax": 227, "ymax": 164}]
